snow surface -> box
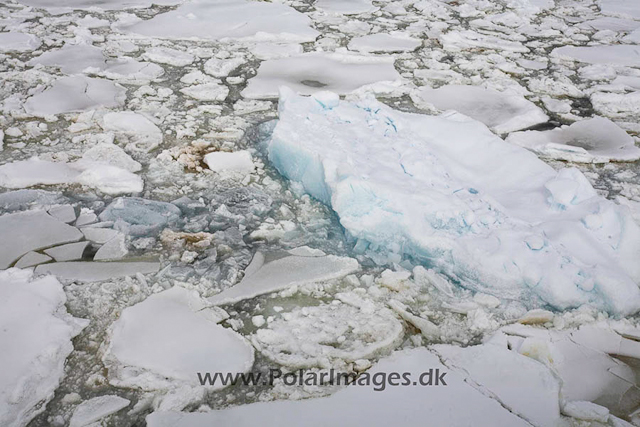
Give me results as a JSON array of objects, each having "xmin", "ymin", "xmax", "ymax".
[
  {"xmin": 208, "ymin": 249, "xmax": 359, "ymax": 305},
  {"xmin": 242, "ymin": 53, "xmax": 402, "ymax": 99},
  {"xmin": 267, "ymin": 89, "xmax": 640, "ymax": 316},
  {"xmin": 412, "ymin": 85, "xmax": 549, "ymax": 134},
  {"xmin": 0, "ymin": 269, "xmax": 87, "ymax": 427},
  {"xmin": 507, "ymin": 117, "xmax": 640, "ymax": 163},
  {"xmin": 103, "ymin": 286, "xmax": 254, "ymax": 390},
  {"xmin": 146, "ymin": 348, "xmax": 532, "ymax": 427},
  {"xmin": 122, "ymin": 0, "xmax": 319, "ymax": 42}
]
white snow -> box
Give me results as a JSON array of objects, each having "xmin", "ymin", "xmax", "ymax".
[
  {"xmin": 103, "ymin": 286, "xmax": 254, "ymax": 390},
  {"xmin": 34, "ymin": 261, "xmax": 160, "ymax": 281},
  {"xmin": 0, "ymin": 269, "xmax": 87, "ymax": 427},
  {"xmin": 506, "ymin": 117, "xmax": 640, "ymax": 163},
  {"xmin": 553, "ymin": 45, "xmax": 640, "ymax": 68},
  {"xmin": 208, "ymin": 249, "xmax": 359, "ymax": 305},
  {"xmin": 348, "ymin": 33, "xmax": 422, "ymax": 53},
  {"xmin": 315, "ymin": 0, "xmax": 378, "ymax": 15},
  {"xmin": 146, "ymin": 348, "xmax": 531, "ymax": 427},
  {"xmin": 142, "ymin": 47, "xmax": 195, "ymax": 67},
  {"xmin": 180, "ymin": 83, "xmax": 229, "ymax": 102},
  {"xmin": 24, "ymin": 76, "xmax": 126, "ymax": 117},
  {"xmin": 412, "ymin": 85, "xmax": 549, "ymax": 134},
  {"xmin": 266, "ymin": 89, "xmax": 640, "ymax": 316},
  {"xmin": 0, "ymin": 32, "xmax": 41, "ymax": 53},
  {"xmin": 204, "ymin": 57, "xmax": 245, "ymax": 78},
  {"xmin": 203, "ymin": 150, "xmax": 254, "ymax": 175},
  {"xmin": 102, "ymin": 111, "xmax": 163, "ymax": 153},
  {"xmin": 122, "ymin": 0, "xmax": 319, "ymax": 42},
  {"xmin": 69, "ymin": 395, "xmax": 130, "ymax": 427},
  {"xmin": 0, "ymin": 209, "xmax": 83, "ymax": 269},
  {"xmin": 242, "ymin": 53, "xmax": 402, "ymax": 99}
]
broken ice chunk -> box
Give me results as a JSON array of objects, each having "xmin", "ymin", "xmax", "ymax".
[
  {"xmin": 102, "ymin": 111, "xmax": 163, "ymax": 153},
  {"xmin": 44, "ymin": 241, "xmax": 89, "ymax": 262},
  {"xmin": 14, "ymin": 251, "xmax": 52, "ymax": 269},
  {"xmin": 103, "ymin": 287, "xmax": 254, "ymax": 391},
  {"xmin": 93, "ymin": 234, "xmax": 128, "ymax": 261},
  {"xmin": 203, "ymin": 150, "xmax": 254, "ymax": 175},
  {"xmin": 34, "ymin": 261, "xmax": 160, "ymax": 282},
  {"xmin": 142, "ymin": 47, "xmax": 195, "ymax": 67},
  {"xmin": 208, "ymin": 250, "xmax": 359, "ymax": 305},
  {"xmin": 28, "ymin": 43, "xmax": 107, "ymax": 74},
  {"xmin": 99, "ymin": 197, "xmax": 182, "ymax": 236},
  {"xmin": 48, "ymin": 205, "xmax": 77, "ymax": 224},
  {"xmin": 315, "ymin": 0, "xmax": 378, "ymax": 15},
  {"xmin": 0, "ymin": 32, "xmax": 41, "ymax": 53},
  {"xmin": 412, "ymin": 85, "xmax": 549, "ymax": 134},
  {"xmin": 348, "ymin": 33, "xmax": 421, "ymax": 53},
  {"xmin": 69, "ymin": 395, "xmax": 130, "ymax": 427},
  {"xmin": 0, "ymin": 210, "xmax": 83, "ymax": 269}
]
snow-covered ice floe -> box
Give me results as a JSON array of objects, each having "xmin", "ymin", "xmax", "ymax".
[
  {"xmin": 314, "ymin": 0, "xmax": 378, "ymax": 15},
  {"xmin": 209, "ymin": 248, "xmax": 359, "ymax": 305},
  {"xmin": 16, "ymin": 0, "xmax": 181, "ymax": 13},
  {"xmin": 412, "ymin": 85, "xmax": 549, "ymax": 134},
  {"xmin": 507, "ymin": 116, "xmax": 640, "ymax": 163},
  {"xmin": 242, "ymin": 53, "xmax": 402, "ymax": 99},
  {"xmin": 552, "ymin": 45, "xmax": 640, "ymax": 68},
  {"xmin": 103, "ymin": 287, "xmax": 253, "ymax": 399},
  {"xmin": 348, "ymin": 33, "xmax": 421, "ymax": 53},
  {"xmin": 0, "ymin": 269, "xmax": 87, "ymax": 427},
  {"xmin": 121, "ymin": 0, "xmax": 319, "ymax": 42},
  {"xmin": 145, "ymin": 348, "xmax": 536, "ymax": 427},
  {"xmin": 266, "ymin": 89, "xmax": 640, "ymax": 316},
  {"xmin": 0, "ymin": 32, "xmax": 41, "ymax": 53}
]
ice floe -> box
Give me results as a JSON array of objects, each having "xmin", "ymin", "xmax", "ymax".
[
  {"xmin": 34, "ymin": 261, "xmax": 160, "ymax": 282},
  {"xmin": 315, "ymin": 0, "xmax": 378, "ymax": 15},
  {"xmin": 242, "ymin": 53, "xmax": 402, "ymax": 99},
  {"xmin": 203, "ymin": 150, "xmax": 254, "ymax": 175},
  {"xmin": 267, "ymin": 89, "xmax": 640, "ymax": 316},
  {"xmin": 103, "ymin": 286, "xmax": 254, "ymax": 392},
  {"xmin": 99, "ymin": 197, "xmax": 182, "ymax": 236},
  {"xmin": 142, "ymin": 47, "xmax": 195, "ymax": 67},
  {"xmin": 0, "ymin": 269, "xmax": 87, "ymax": 427},
  {"xmin": 122, "ymin": 0, "xmax": 319, "ymax": 42},
  {"xmin": 69, "ymin": 395, "xmax": 130, "ymax": 427},
  {"xmin": 0, "ymin": 32, "xmax": 41, "ymax": 52},
  {"xmin": 507, "ymin": 116, "xmax": 640, "ymax": 163},
  {"xmin": 348, "ymin": 33, "xmax": 422, "ymax": 53},
  {"xmin": 102, "ymin": 111, "xmax": 163, "ymax": 153},
  {"xmin": 24, "ymin": 76, "xmax": 126, "ymax": 117},
  {"xmin": 412, "ymin": 85, "xmax": 549, "ymax": 134},
  {"xmin": 146, "ymin": 348, "xmax": 532, "ymax": 427},
  {"xmin": 553, "ymin": 45, "xmax": 640, "ymax": 68},
  {"xmin": 17, "ymin": 0, "xmax": 182, "ymax": 13},
  {"xmin": 208, "ymin": 249, "xmax": 359, "ymax": 305}
]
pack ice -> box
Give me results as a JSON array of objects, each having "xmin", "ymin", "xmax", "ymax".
[
  {"xmin": 267, "ymin": 89, "xmax": 640, "ymax": 316},
  {"xmin": 0, "ymin": 269, "xmax": 87, "ymax": 427}
]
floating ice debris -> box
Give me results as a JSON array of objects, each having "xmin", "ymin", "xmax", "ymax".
[
  {"xmin": 203, "ymin": 150, "xmax": 254, "ymax": 175},
  {"xmin": 102, "ymin": 111, "xmax": 163, "ymax": 153},
  {"xmin": 348, "ymin": 33, "xmax": 421, "ymax": 53},
  {"xmin": 208, "ymin": 250, "xmax": 359, "ymax": 305},
  {"xmin": 242, "ymin": 53, "xmax": 402, "ymax": 99},
  {"xmin": 506, "ymin": 117, "xmax": 640, "ymax": 163},
  {"xmin": 69, "ymin": 395, "xmax": 130, "ymax": 427},
  {"xmin": 180, "ymin": 82, "xmax": 229, "ymax": 102},
  {"xmin": 315, "ymin": 0, "xmax": 378, "ymax": 15},
  {"xmin": 0, "ymin": 32, "xmax": 41, "ymax": 53},
  {"xmin": 48, "ymin": 205, "xmax": 76, "ymax": 224},
  {"xmin": 204, "ymin": 57, "xmax": 245, "ymax": 78},
  {"xmin": 142, "ymin": 47, "xmax": 195, "ymax": 67},
  {"xmin": 81, "ymin": 142, "xmax": 142, "ymax": 173},
  {"xmin": 552, "ymin": 45, "xmax": 640, "ymax": 68},
  {"xmin": 14, "ymin": 251, "xmax": 52, "ymax": 269},
  {"xmin": 24, "ymin": 76, "xmax": 126, "ymax": 117},
  {"xmin": 439, "ymin": 30, "xmax": 529, "ymax": 53},
  {"xmin": 0, "ymin": 210, "xmax": 83, "ymax": 269},
  {"xmin": 267, "ymin": 89, "xmax": 640, "ymax": 316},
  {"xmin": 103, "ymin": 287, "xmax": 254, "ymax": 390},
  {"xmin": 0, "ymin": 269, "xmax": 87, "ymax": 427},
  {"xmin": 93, "ymin": 234, "xmax": 128, "ymax": 261},
  {"xmin": 28, "ymin": 43, "xmax": 107, "ymax": 74},
  {"xmin": 99, "ymin": 58, "xmax": 165, "ymax": 85},
  {"xmin": 17, "ymin": 0, "xmax": 182, "ymax": 13},
  {"xmin": 598, "ymin": 0, "xmax": 640, "ymax": 19},
  {"xmin": 0, "ymin": 157, "xmax": 143, "ymax": 195},
  {"xmin": 412, "ymin": 85, "xmax": 549, "ymax": 134},
  {"xmin": 122, "ymin": 0, "xmax": 319, "ymax": 42},
  {"xmin": 34, "ymin": 261, "xmax": 160, "ymax": 282},
  {"xmin": 146, "ymin": 348, "xmax": 532, "ymax": 427},
  {"xmin": 99, "ymin": 197, "xmax": 182, "ymax": 236}
]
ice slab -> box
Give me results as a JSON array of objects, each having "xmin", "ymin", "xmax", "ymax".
[
  {"xmin": 122, "ymin": 0, "xmax": 319, "ymax": 42},
  {"xmin": 208, "ymin": 250, "xmax": 359, "ymax": 305},
  {"xmin": 553, "ymin": 45, "xmax": 640, "ymax": 68},
  {"xmin": 0, "ymin": 269, "xmax": 87, "ymax": 427},
  {"xmin": 146, "ymin": 348, "xmax": 531, "ymax": 427},
  {"xmin": 433, "ymin": 342, "xmax": 561, "ymax": 426},
  {"xmin": 93, "ymin": 234, "xmax": 128, "ymax": 261},
  {"xmin": 142, "ymin": 47, "xmax": 195, "ymax": 67},
  {"xmin": 102, "ymin": 111, "xmax": 163, "ymax": 153},
  {"xmin": 348, "ymin": 33, "xmax": 421, "ymax": 53},
  {"xmin": 99, "ymin": 197, "xmax": 182, "ymax": 236},
  {"xmin": 34, "ymin": 261, "xmax": 160, "ymax": 281},
  {"xmin": 507, "ymin": 117, "xmax": 640, "ymax": 163},
  {"xmin": 17, "ymin": 0, "xmax": 182, "ymax": 13},
  {"xmin": 44, "ymin": 241, "xmax": 89, "ymax": 262},
  {"xmin": 412, "ymin": 85, "xmax": 549, "ymax": 134},
  {"xmin": 28, "ymin": 43, "xmax": 107, "ymax": 74},
  {"xmin": 103, "ymin": 286, "xmax": 254, "ymax": 390},
  {"xmin": 0, "ymin": 32, "xmax": 41, "ymax": 53},
  {"xmin": 315, "ymin": 0, "xmax": 378, "ymax": 15},
  {"xmin": 48, "ymin": 205, "xmax": 77, "ymax": 223},
  {"xmin": 266, "ymin": 89, "xmax": 640, "ymax": 316},
  {"xmin": 24, "ymin": 76, "xmax": 126, "ymax": 117},
  {"xmin": 0, "ymin": 210, "xmax": 83, "ymax": 269},
  {"xmin": 14, "ymin": 251, "xmax": 52, "ymax": 269},
  {"xmin": 81, "ymin": 142, "xmax": 142, "ymax": 173},
  {"xmin": 69, "ymin": 395, "xmax": 130, "ymax": 427},
  {"xmin": 0, "ymin": 157, "xmax": 143, "ymax": 195},
  {"xmin": 599, "ymin": 0, "xmax": 640, "ymax": 19},
  {"xmin": 203, "ymin": 150, "xmax": 254, "ymax": 175},
  {"xmin": 180, "ymin": 83, "xmax": 229, "ymax": 102},
  {"xmin": 242, "ymin": 53, "xmax": 402, "ymax": 99}
]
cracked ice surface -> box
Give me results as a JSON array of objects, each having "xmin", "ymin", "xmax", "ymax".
[{"xmin": 267, "ymin": 89, "xmax": 640, "ymax": 316}]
